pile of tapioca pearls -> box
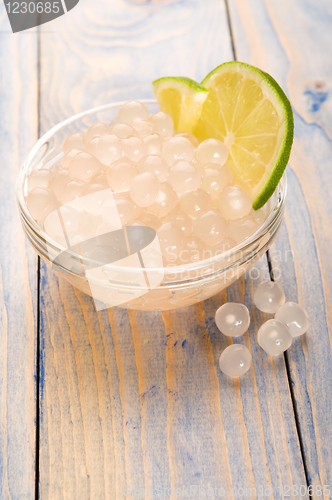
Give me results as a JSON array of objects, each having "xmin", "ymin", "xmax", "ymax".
[
  {"xmin": 216, "ymin": 281, "xmax": 309, "ymax": 378},
  {"xmin": 25, "ymin": 101, "xmax": 266, "ymax": 266}
]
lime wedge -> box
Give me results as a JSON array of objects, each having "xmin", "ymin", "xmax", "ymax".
[
  {"xmin": 194, "ymin": 62, "xmax": 294, "ymax": 209},
  {"xmin": 152, "ymin": 77, "xmax": 209, "ymax": 133}
]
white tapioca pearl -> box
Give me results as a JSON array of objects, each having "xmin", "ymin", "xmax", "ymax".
[
  {"xmin": 118, "ymin": 101, "xmax": 149, "ymax": 124},
  {"xmin": 196, "ymin": 138, "xmax": 228, "ymax": 166}
]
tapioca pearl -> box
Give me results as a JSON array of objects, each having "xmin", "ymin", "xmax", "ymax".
[
  {"xmin": 44, "ymin": 205, "xmax": 79, "ymax": 238},
  {"xmin": 61, "ymin": 149, "xmax": 81, "ymax": 170},
  {"xmin": 168, "ymin": 161, "xmax": 201, "ymax": 196},
  {"xmin": 162, "ymin": 137, "xmax": 195, "ymax": 166},
  {"xmin": 115, "ymin": 197, "xmax": 136, "ymax": 225},
  {"xmin": 102, "ymin": 197, "xmax": 135, "ymax": 226},
  {"xmin": 90, "ymin": 172, "xmax": 108, "ymax": 188},
  {"xmin": 219, "ymin": 344, "xmax": 252, "ymax": 378},
  {"xmin": 257, "ymin": 319, "xmax": 292, "ymax": 355},
  {"xmin": 143, "ymin": 134, "xmax": 163, "ymax": 156},
  {"xmin": 134, "ymin": 211, "xmax": 162, "ymax": 231},
  {"xmin": 190, "ymin": 157, "xmax": 205, "ymax": 176},
  {"xmin": 117, "ymin": 101, "xmax": 149, "ymax": 124},
  {"xmin": 157, "ymin": 222, "xmax": 186, "ymax": 260},
  {"xmin": 130, "ymin": 197, "xmax": 144, "ymax": 219},
  {"xmin": 180, "ymin": 189, "xmax": 213, "ymax": 218},
  {"xmin": 149, "ymin": 112, "xmax": 174, "ymax": 138},
  {"xmin": 83, "ymin": 123, "xmax": 110, "ymax": 143},
  {"xmin": 223, "ymin": 163, "xmax": 234, "ymax": 184},
  {"xmin": 60, "ymin": 179, "xmax": 88, "ymax": 205},
  {"xmin": 106, "ymin": 161, "xmax": 137, "ymax": 192},
  {"xmin": 78, "ymin": 211, "xmax": 102, "ymax": 239},
  {"xmin": 26, "ymin": 187, "xmax": 58, "ymax": 223},
  {"xmin": 179, "ymin": 237, "xmax": 205, "ymax": 264},
  {"xmin": 193, "ymin": 210, "xmax": 227, "ymax": 246},
  {"xmin": 148, "ymin": 182, "xmax": 178, "ymax": 217},
  {"xmin": 129, "ymin": 172, "xmax": 160, "ymax": 207},
  {"xmin": 79, "ymin": 184, "xmax": 109, "ymax": 215},
  {"xmin": 164, "ymin": 210, "xmax": 192, "ymax": 237},
  {"xmin": 68, "ymin": 152, "xmax": 102, "ymax": 182},
  {"xmin": 27, "ymin": 169, "xmax": 54, "ymax": 193},
  {"xmin": 96, "ymin": 135, "xmax": 123, "ymax": 165},
  {"xmin": 48, "ymin": 169, "xmax": 71, "ymax": 199},
  {"xmin": 122, "ymin": 137, "xmax": 147, "ymax": 162},
  {"xmin": 227, "ymin": 216, "xmax": 260, "ymax": 244},
  {"xmin": 110, "ymin": 123, "xmax": 135, "ymax": 139},
  {"xmin": 275, "ymin": 302, "xmax": 309, "ymax": 337},
  {"xmin": 139, "ymin": 155, "xmax": 169, "ymax": 182},
  {"xmin": 215, "ymin": 302, "xmax": 250, "ymax": 337},
  {"xmin": 201, "ymin": 163, "xmax": 229, "ymax": 199},
  {"xmin": 63, "ymin": 133, "xmax": 85, "ymax": 154},
  {"xmin": 196, "ymin": 138, "xmax": 228, "ymax": 166},
  {"xmin": 131, "ymin": 119, "xmax": 155, "ymax": 138},
  {"xmin": 176, "ymin": 132, "xmax": 199, "ymax": 148},
  {"xmin": 85, "ymin": 138, "xmax": 99, "ymax": 157},
  {"xmin": 252, "ymin": 208, "xmax": 267, "ymax": 226},
  {"xmin": 218, "ymin": 186, "xmax": 252, "ymax": 220},
  {"xmin": 205, "ymin": 237, "xmax": 236, "ymax": 259},
  {"xmin": 254, "ymin": 281, "xmax": 285, "ymax": 314}
]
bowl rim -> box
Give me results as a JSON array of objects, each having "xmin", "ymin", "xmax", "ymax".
[{"xmin": 16, "ymin": 99, "xmax": 287, "ymax": 276}]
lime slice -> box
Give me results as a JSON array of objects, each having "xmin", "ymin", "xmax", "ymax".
[
  {"xmin": 194, "ymin": 62, "xmax": 294, "ymax": 209},
  {"xmin": 152, "ymin": 77, "xmax": 209, "ymax": 133}
]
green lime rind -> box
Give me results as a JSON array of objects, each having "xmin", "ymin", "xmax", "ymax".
[
  {"xmin": 202, "ymin": 61, "xmax": 294, "ymax": 210},
  {"xmin": 152, "ymin": 76, "xmax": 208, "ymax": 96}
]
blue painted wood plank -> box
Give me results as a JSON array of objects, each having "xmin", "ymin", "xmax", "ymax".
[
  {"xmin": 228, "ymin": 0, "xmax": 332, "ymax": 493},
  {"xmin": 0, "ymin": 5, "xmax": 38, "ymax": 499}
]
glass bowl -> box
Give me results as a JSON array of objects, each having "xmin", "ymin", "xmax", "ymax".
[{"xmin": 16, "ymin": 100, "xmax": 286, "ymax": 311}]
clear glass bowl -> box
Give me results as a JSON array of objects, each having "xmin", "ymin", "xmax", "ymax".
[{"xmin": 16, "ymin": 100, "xmax": 286, "ymax": 311}]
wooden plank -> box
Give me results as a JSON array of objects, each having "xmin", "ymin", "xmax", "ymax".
[
  {"xmin": 38, "ymin": 0, "xmax": 307, "ymax": 497},
  {"xmin": 0, "ymin": 7, "xmax": 38, "ymax": 499},
  {"xmin": 228, "ymin": 0, "xmax": 332, "ymax": 494}
]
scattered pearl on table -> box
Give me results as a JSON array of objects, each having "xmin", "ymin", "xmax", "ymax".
[
  {"xmin": 257, "ymin": 319, "xmax": 292, "ymax": 355},
  {"xmin": 215, "ymin": 302, "xmax": 250, "ymax": 337},
  {"xmin": 254, "ymin": 281, "xmax": 286, "ymax": 314},
  {"xmin": 275, "ymin": 302, "xmax": 309, "ymax": 337},
  {"xmin": 219, "ymin": 344, "xmax": 252, "ymax": 378}
]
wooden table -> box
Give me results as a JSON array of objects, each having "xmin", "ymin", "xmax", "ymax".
[{"xmin": 1, "ymin": 0, "xmax": 332, "ymax": 498}]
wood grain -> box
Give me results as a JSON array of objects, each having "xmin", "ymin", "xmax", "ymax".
[
  {"xmin": 228, "ymin": 0, "xmax": 332, "ymax": 494},
  {"xmin": 0, "ymin": 6, "xmax": 38, "ymax": 499}
]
